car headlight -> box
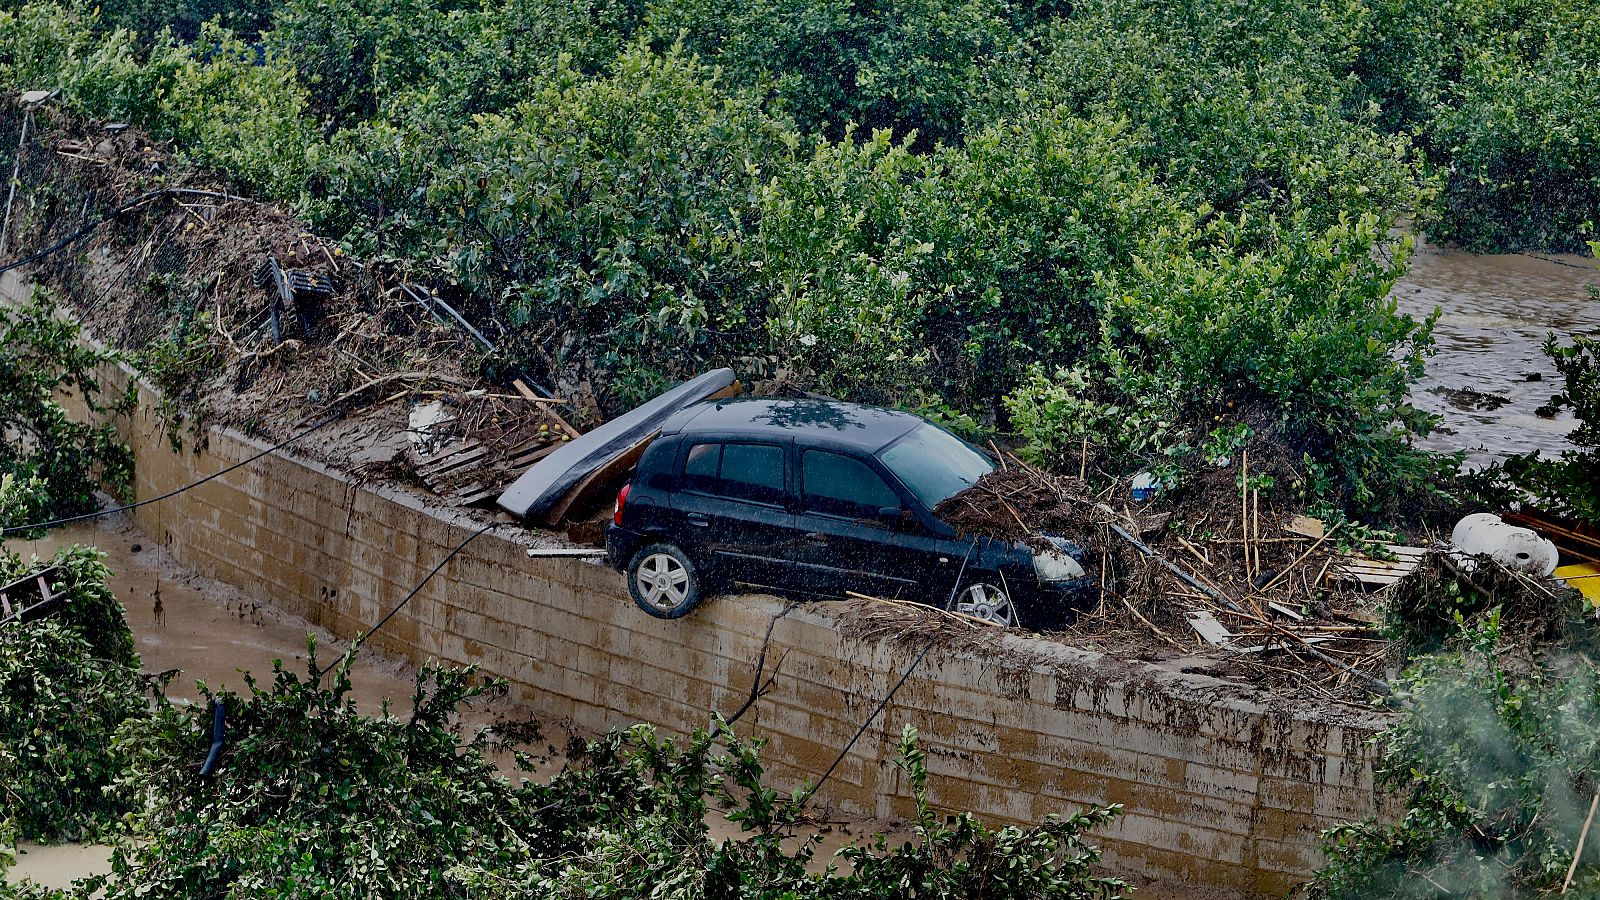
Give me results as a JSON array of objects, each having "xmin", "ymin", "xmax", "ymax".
[{"xmin": 1033, "ymin": 548, "xmax": 1086, "ymax": 582}]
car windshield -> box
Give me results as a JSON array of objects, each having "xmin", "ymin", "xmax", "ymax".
[{"xmin": 876, "ymin": 423, "xmax": 995, "ymax": 508}]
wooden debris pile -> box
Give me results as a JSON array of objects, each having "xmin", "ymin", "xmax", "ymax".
[
  {"xmin": 14, "ymin": 112, "xmax": 593, "ymax": 512},
  {"xmin": 931, "ymin": 451, "xmax": 1409, "ymax": 700}
]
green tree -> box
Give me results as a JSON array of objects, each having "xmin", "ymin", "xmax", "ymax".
[{"xmin": 0, "ymin": 290, "xmax": 131, "ymax": 528}]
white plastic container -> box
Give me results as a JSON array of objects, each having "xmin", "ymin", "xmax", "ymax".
[{"xmin": 1450, "ymin": 513, "xmax": 1559, "ymax": 576}]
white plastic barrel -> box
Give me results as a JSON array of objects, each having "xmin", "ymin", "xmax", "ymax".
[{"xmin": 1450, "ymin": 513, "xmax": 1559, "ymax": 576}]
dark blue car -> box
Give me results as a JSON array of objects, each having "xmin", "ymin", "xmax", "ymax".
[{"xmin": 606, "ymin": 398, "xmax": 1094, "ymax": 629}]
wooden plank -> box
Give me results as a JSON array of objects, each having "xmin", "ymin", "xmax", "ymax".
[
  {"xmin": 1285, "ymin": 516, "xmax": 1326, "ymax": 539},
  {"xmin": 1329, "ymin": 567, "xmax": 1407, "ymax": 587},
  {"xmin": 1185, "ymin": 610, "xmax": 1233, "ymax": 646},
  {"xmin": 1268, "ymin": 601, "xmax": 1305, "ymax": 621},
  {"xmin": 415, "ymin": 441, "xmax": 487, "ymax": 478},
  {"xmin": 515, "ymin": 379, "xmax": 581, "ymax": 440},
  {"xmin": 506, "ymin": 443, "xmax": 560, "ymax": 470}
]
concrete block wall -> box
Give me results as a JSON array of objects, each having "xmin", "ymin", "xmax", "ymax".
[{"xmin": 29, "ymin": 291, "xmax": 1390, "ymax": 895}]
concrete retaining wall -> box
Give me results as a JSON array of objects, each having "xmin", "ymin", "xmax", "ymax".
[{"xmin": 21, "ymin": 273, "xmax": 1390, "ymax": 895}]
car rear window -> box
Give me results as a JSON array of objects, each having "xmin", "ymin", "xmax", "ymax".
[
  {"xmin": 801, "ymin": 450, "xmax": 901, "ymax": 519},
  {"xmin": 680, "ymin": 441, "xmax": 786, "ymax": 505}
]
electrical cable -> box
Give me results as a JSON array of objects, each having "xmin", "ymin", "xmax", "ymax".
[
  {"xmin": 315, "ymin": 522, "xmax": 495, "ymax": 678},
  {"xmin": 0, "ymin": 413, "xmax": 343, "ymax": 536},
  {"xmin": 797, "ymin": 541, "xmax": 978, "ymax": 810}
]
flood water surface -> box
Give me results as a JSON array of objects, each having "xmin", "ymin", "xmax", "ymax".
[{"xmin": 1394, "ymin": 237, "xmax": 1598, "ymax": 467}]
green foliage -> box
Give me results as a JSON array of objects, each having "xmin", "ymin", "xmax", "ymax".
[
  {"xmin": 983, "ymin": 0, "xmax": 1426, "ymax": 228},
  {"xmin": 0, "ymin": 290, "xmax": 132, "ymax": 531},
  {"xmin": 453, "ymin": 721, "xmax": 1126, "ymax": 899},
  {"xmin": 74, "ymin": 642, "xmax": 1123, "ymax": 899},
  {"xmin": 1499, "ymin": 333, "xmax": 1600, "ymax": 524},
  {"xmin": 0, "ymin": 619, "xmax": 144, "ymax": 844},
  {"xmin": 90, "ymin": 647, "xmax": 543, "ymax": 899},
  {"xmin": 0, "ymin": 546, "xmax": 138, "ymax": 667},
  {"xmin": 1313, "ymin": 614, "xmax": 1600, "ymax": 898},
  {"xmin": 1352, "ymin": 0, "xmax": 1600, "ymax": 252},
  {"xmin": 415, "ymin": 44, "xmax": 794, "ymax": 410},
  {"xmin": 0, "ymin": 0, "xmax": 1510, "ymax": 510},
  {"xmin": 0, "ymin": 3, "xmax": 314, "ymax": 199},
  {"xmin": 646, "ymin": 0, "xmax": 1014, "ymax": 145}
]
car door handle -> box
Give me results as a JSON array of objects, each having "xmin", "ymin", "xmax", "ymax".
[
  {"xmin": 687, "ymin": 513, "xmax": 711, "ymax": 527},
  {"xmin": 804, "ymin": 532, "xmax": 826, "ymax": 543}
]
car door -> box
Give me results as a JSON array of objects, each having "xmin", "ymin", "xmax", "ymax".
[
  {"xmin": 669, "ymin": 438, "xmax": 797, "ymax": 589},
  {"xmin": 790, "ymin": 447, "xmax": 935, "ymax": 599}
]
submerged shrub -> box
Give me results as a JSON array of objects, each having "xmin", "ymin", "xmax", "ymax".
[
  {"xmin": 0, "ymin": 290, "xmax": 131, "ymax": 530},
  {"xmin": 80, "ymin": 642, "xmax": 1124, "ymax": 900},
  {"xmin": 1498, "ymin": 331, "xmax": 1600, "ymax": 525},
  {"xmin": 0, "ymin": 620, "xmax": 144, "ymax": 843}
]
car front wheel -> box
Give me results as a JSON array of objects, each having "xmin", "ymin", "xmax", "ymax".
[
  {"xmin": 955, "ymin": 580, "xmax": 1016, "ymax": 627},
  {"xmin": 627, "ymin": 543, "xmax": 704, "ymax": 619}
]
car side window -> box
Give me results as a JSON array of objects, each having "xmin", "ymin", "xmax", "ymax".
[
  {"xmin": 680, "ymin": 441, "xmax": 786, "ymax": 506},
  {"xmin": 681, "ymin": 442, "xmax": 721, "ymax": 494},
  {"xmin": 719, "ymin": 443, "xmax": 786, "ymax": 505},
  {"xmin": 801, "ymin": 450, "xmax": 901, "ymax": 519}
]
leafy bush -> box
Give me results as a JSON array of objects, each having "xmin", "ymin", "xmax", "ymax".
[
  {"xmin": 80, "ymin": 641, "xmax": 1124, "ymax": 899},
  {"xmin": 464, "ymin": 721, "xmax": 1125, "ymax": 899},
  {"xmin": 646, "ymin": 0, "xmax": 1014, "ymax": 145},
  {"xmin": 981, "ymin": 0, "xmax": 1426, "ymax": 230},
  {"xmin": 0, "ymin": 4, "xmax": 314, "ymax": 198},
  {"xmin": 0, "ymin": 289, "xmax": 132, "ymax": 530},
  {"xmin": 1352, "ymin": 0, "xmax": 1600, "ymax": 252},
  {"xmin": 0, "ymin": 619, "xmax": 145, "ymax": 844},
  {"xmin": 0, "ymin": 546, "xmax": 139, "ymax": 667},
  {"xmin": 414, "ymin": 44, "xmax": 794, "ymax": 410},
  {"xmin": 92, "ymin": 649, "xmax": 543, "ymax": 898},
  {"xmin": 1496, "ymin": 332, "xmax": 1600, "ymax": 524},
  {"xmin": 1313, "ymin": 613, "xmax": 1600, "ymax": 898},
  {"xmin": 0, "ymin": 0, "xmax": 1493, "ymax": 511}
]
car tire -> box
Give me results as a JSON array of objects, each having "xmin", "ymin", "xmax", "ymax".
[
  {"xmin": 627, "ymin": 543, "xmax": 704, "ymax": 619},
  {"xmin": 954, "ymin": 578, "xmax": 1017, "ymax": 627}
]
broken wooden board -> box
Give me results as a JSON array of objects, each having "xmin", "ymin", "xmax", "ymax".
[
  {"xmin": 1505, "ymin": 508, "xmax": 1600, "ymax": 565},
  {"xmin": 1186, "ymin": 610, "xmax": 1233, "ymax": 645},
  {"xmin": 448, "ymin": 442, "xmax": 563, "ymax": 508},
  {"xmin": 1184, "ymin": 609, "xmax": 1340, "ymax": 653},
  {"xmin": 1328, "ymin": 544, "xmax": 1426, "ymax": 587},
  {"xmin": 1267, "ymin": 601, "xmax": 1305, "ymax": 621},
  {"xmin": 1285, "ymin": 516, "xmax": 1326, "ymax": 539},
  {"xmin": 0, "ymin": 565, "xmax": 61, "ymax": 625}
]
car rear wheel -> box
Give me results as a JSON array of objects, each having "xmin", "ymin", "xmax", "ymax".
[
  {"xmin": 955, "ymin": 580, "xmax": 1015, "ymax": 627},
  {"xmin": 627, "ymin": 544, "xmax": 704, "ymax": 619}
]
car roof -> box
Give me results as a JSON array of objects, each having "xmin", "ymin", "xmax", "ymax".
[{"xmin": 660, "ymin": 397, "xmax": 925, "ymax": 454}]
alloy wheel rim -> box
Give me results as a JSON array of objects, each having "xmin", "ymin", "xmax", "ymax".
[
  {"xmin": 957, "ymin": 583, "xmax": 1013, "ymax": 626},
  {"xmin": 637, "ymin": 553, "xmax": 689, "ymax": 610}
]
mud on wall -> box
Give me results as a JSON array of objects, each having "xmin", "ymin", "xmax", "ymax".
[{"xmin": 15, "ymin": 276, "xmax": 1391, "ymax": 895}]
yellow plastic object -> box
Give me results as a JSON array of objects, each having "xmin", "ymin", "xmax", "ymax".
[{"xmin": 1555, "ymin": 563, "xmax": 1600, "ymax": 606}]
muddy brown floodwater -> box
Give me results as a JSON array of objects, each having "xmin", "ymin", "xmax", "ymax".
[{"xmin": 1395, "ymin": 236, "xmax": 1598, "ymax": 468}]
